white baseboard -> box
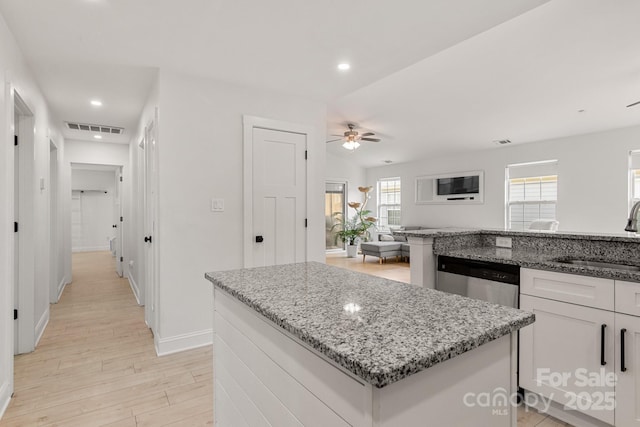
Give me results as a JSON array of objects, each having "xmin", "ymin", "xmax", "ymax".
[
  {"xmin": 72, "ymin": 246, "xmax": 110, "ymax": 253},
  {"xmin": 0, "ymin": 380, "xmax": 11, "ymax": 421},
  {"xmin": 127, "ymin": 272, "xmax": 141, "ymax": 306},
  {"xmin": 55, "ymin": 277, "xmax": 67, "ymax": 302},
  {"xmin": 156, "ymin": 329, "xmax": 213, "ymax": 357},
  {"xmin": 35, "ymin": 309, "xmax": 49, "ymax": 347}
]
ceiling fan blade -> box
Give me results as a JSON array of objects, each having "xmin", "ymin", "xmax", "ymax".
[
  {"xmin": 361, "ymin": 137, "xmax": 381, "ymax": 142},
  {"xmin": 361, "ymin": 132, "xmax": 375, "ymax": 137},
  {"xmin": 627, "ymin": 100, "xmax": 640, "ymax": 108},
  {"xmin": 326, "ymin": 138, "xmax": 343, "ymax": 143}
]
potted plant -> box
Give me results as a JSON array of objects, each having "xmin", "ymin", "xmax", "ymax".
[{"xmin": 331, "ymin": 186, "xmax": 377, "ymax": 257}]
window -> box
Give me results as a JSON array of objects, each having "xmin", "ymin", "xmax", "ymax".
[
  {"xmin": 377, "ymin": 178, "xmax": 401, "ymax": 230},
  {"xmin": 631, "ymin": 151, "xmax": 640, "ymax": 206},
  {"xmin": 506, "ymin": 161, "xmax": 558, "ymax": 231}
]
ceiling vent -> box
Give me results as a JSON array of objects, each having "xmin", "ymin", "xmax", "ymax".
[
  {"xmin": 65, "ymin": 122, "xmax": 124, "ymax": 135},
  {"xmin": 493, "ymin": 139, "xmax": 512, "ymax": 146}
]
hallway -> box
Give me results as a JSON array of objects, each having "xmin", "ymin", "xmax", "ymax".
[{"xmin": 0, "ymin": 252, "xmax": 212, "ymax": 426}]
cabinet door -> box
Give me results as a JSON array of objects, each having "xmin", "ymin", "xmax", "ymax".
[
  {"xmin": 616, "ymin": 313, "xmax": 640, "ymax": 427},
  {"xmin": 521, "ymin": 268, "xmax": 614, "ymax": 310},
  {"xmin": 520, "ymin": 295, "xmax": 615, "ymax": 425}
]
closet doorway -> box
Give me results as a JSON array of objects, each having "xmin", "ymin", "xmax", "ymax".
[{"xmin": 70, "ymin": 164, "xmax": 124, "ymax": 277}]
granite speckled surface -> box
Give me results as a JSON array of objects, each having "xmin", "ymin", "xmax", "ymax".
[
  {"xmin": 206, "ymin": 262, "xmax": 534, "ymax": 388},
  {"xmin": 436, "ymin": 247, "xmax": 640, "ymax": 282},
  {"xmin": 396, "ymin": 228, "xmax": 640, "ymax": 282}
]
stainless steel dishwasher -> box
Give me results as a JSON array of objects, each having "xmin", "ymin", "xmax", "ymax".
[{"xmin": 436, "ymin": 255, "xmax": 520, "ymax": 308}]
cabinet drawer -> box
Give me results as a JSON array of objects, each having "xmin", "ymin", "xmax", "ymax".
[
  {"xmin": 616, "ymin": 281, "xmax": 640, "ymax": 317},
  {"xmin": 521, "ymin": 268, "xmax": 614, "ymax": 310}
]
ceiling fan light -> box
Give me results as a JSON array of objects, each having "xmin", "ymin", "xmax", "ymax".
[{"xmin": 342, "ymin": 141, "xmax": 360, "ymax": 150}]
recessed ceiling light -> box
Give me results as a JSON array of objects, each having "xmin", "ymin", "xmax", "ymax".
[
  {"xmin": 94, "ymin": 134, "xmax": 102, "ymax": 139},
  {"xmin": 337, "ymin": 63, "xmax": 351, "ymax": 71},
  {"xmin": 90, "ymin": 100, "xmax": 103, "ymax": 107}
]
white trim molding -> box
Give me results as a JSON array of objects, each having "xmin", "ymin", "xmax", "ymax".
[
  {"xmin": 127, "ymin": 272, "xmax": 141, "ymax": 306},
  {"xmin": 35, "ymin": 309, "xmax": 50, "ymax": 347},
  {"xmin": 0, "ymin": 380, "xmax": 11, "ymax": 420},
  {"xmin": 155, "ymin": 329, "xmax": 213, "ymax": 357},
  {"xmin": 55, "ymin": 277, "xmax": 67, "ymax": 303}
]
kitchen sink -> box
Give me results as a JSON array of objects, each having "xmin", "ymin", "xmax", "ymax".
[{"xmin": 554, "ymin": 258, "xmax": 640, "ymax": 272}]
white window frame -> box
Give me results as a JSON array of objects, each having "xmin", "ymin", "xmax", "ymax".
[
  {"xmin": 505, "ymin": 160, "xmax": 558, "ymax": 231},
  {"xmin": 377, "ymin": 177, "xmax": 401, "ymax": 231},
  {"xmin": 630, "ymin": 150, "xmax": 640, "ymax": 209}
]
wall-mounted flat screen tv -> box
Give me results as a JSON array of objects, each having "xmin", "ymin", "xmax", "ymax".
[{"xmin": 437, "ymin": 176, "xmax": 480, "ymax": 196}]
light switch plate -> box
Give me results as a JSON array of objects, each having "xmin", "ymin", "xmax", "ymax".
[
  {"xmin": 496, "ymin": 237, "xmax": 512, "ymax": 248},
  {"xmin": 211, "ymin": 198, "xmax": 224, "ymax": 212}
]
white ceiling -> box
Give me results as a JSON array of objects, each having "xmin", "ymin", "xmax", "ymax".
[
  {"xmin": 2, "ymin": 0, "xmax": 637, "ymax": 168},
  {"xmin": 328, "ymin": 0, "xmax": 640, "ymax": 167}
]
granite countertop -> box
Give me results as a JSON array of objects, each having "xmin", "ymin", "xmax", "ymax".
[
  {"xmin": 206, "ymin": 262, "xmax": 534, "ymax": 388},
  {"xmin": 396, "ymin": 227, "xmax": 640, "ymax": 243},
  {"xmin": 435, "ymin": 247, "xmax": 640, "ymax": 282}
]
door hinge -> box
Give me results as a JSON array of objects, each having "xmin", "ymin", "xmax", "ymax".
[
  {"xmin": 119, "ymin": 176, "xmax": 123, "ymax": 182},
  {"xmin": 120, "ymin": 216, "xmax": 123, "ymax": 222},
  {"xmin": 14, "ymin": 222, "xmax": 18, "ymax": 233},
  {"xmin": 120, "ymin": 256, "xmax": 123, "ymax": 262},
  {"xmin": 304, "ymin": 150, "xmax": 308, "ymax": 160},
  {"xmin": 14, "ymin": 135, "xmax": 18, "ymax": 146},
  {"xmin": 14, "ymin": 309, "xmax": 18, "ymax": 320},
  {"xmin": 305, "ymin": 218, "xmax": 308, "ymax": 228}
]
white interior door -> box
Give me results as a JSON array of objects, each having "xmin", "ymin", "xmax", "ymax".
[
  {"xmin": 115, "ymin": 168, "xmax": 123, "ymax": 277},
  {"xmin": 14, "ymin": 93, "xmax": 35, "ymax": 355},
  {"xmin": 143, "ymin": 120, "xmax": 158, "ymax": 332},
  {"xmin": 49, "ymin": 142, "xmax": 59, "ymax": 303},
  {"xmin": 13, "ymin": 111, "xmax": 19, "ymax": 353},
  {"xmin": 250, "ymin": 127, "xmax": 307, "ymax": 267}
]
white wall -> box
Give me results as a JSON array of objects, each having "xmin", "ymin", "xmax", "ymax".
[
  {"xmin": 0, "ymin": 11, "xmax": 65, "ymax": 418},
  {"xmin": 63, "ymin": 140, "xmax": 130, "ymax": 280},
  {"xmin": 149, "ymin": 69, "xmax": 326, "ymax": 354},
  {"xmin": 326, "ymin": 151, "xmax": 367, "ymax": 206},
  {"xmin": 71, "ymin": 170, "xmax": 116, "ymax": 252},
  {"xmin": 366, "ymin": 125, "xmax": 640, "ymax": 234}
]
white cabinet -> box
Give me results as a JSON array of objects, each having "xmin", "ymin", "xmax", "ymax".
[
  {"xmin": 521, "ymin": 269, "xmax": 640, "ymax": 426},
  {"xmin": 615, "ymin": 313, "xmax": 640, "ymax": 427},
  {"xmin": 520, "ymin": 294, "xmax": 615, "ymax": 425}
]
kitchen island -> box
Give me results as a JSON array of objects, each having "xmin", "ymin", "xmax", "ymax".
[{"xmin": 205, "ymin": 262, "xmax": 534, "ymax": 426}]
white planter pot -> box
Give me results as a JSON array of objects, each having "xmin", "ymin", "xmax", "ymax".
[{"xmin": 346, "ymin": 244, "xmax": 358, "ymax": 258}]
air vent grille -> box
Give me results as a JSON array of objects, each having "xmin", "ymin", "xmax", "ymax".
[
  {"xmin": 493, "ymin": 139, "xmax": 512, "ymax": 146},
  {"xmin": 65, "ymin": 122, "xmax": 124, "ymax": 135}
]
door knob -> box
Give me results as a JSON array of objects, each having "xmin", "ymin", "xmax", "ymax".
[
  {"xmin": 255, "ymin": 235, "xmax": 264, "ymax": 243},
  {"xmin": 144, "ymin": 236, "xmax": 152, "ymax": 243}
]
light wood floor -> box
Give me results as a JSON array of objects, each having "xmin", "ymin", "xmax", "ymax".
[
  {"xmin": 326, "ymin": 251, "xmax": 572, "ymax": 427},
  {"xmin": 0, "ymin": 251, "xmax": 213, "ymax": 427},
  {"xmin": 0, "ymin": 250, "xmax": 571, "ymax": 427}
]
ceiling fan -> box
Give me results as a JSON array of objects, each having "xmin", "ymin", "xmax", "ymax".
[{"xmin": 326, "ymin": 123, "xmax": 381, "ymax": 151}]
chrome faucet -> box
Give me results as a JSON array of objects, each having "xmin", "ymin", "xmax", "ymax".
[{"xmin": 626, "ymin": 200, "xmax": 640, "ymax": 232}]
